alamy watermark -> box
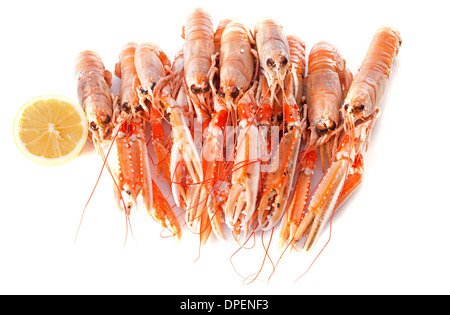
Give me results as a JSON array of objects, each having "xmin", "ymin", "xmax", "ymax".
[{"xmin": 171, "ymin": 119, "xmax": 283, "ymax": 173}]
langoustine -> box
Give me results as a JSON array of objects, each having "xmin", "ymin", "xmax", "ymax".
[
  {"xmin": 254, "ymin": 18, "xmax": 290, "ymax": 101},
  {"xmin": 293, "ymin": 26, "xmax": 401, "ymax": 252},
  {"xmin": 182, "ymin": 7, "xmax": 216, "ymax": 117},
  {"xmin": 279, "ymin": 40, "xmax": 352, "ymax": 248},
  {"xmin": 217, "ymin": 21, "xmax": 260, "ymax": 241},
  {"xmin": 134, "ymin": 42, "xmax": 202, "ymax": 218},
  {"xmin": 113, "ymin": 42, "xmax": 181, "ymax": 239},
  {"xmin": 258, "ymin": 34, "xmax": 306, "ymax": 233},
  {"xmin": 75, "ymin": 50, "xmax": 116, "ymax": 153}
]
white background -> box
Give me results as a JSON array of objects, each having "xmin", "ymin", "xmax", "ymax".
[{"xmin": 1, "ymin": 0, "xmax": 449, "ymax": 295}]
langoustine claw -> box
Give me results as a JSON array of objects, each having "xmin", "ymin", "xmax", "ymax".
[
  {"xmin": 258, "ymin": 34, "xmax": 306, "ymax": 232},
  {"xmin": 112, "ymin": 42, "xmax": 153, "ymax": 214},
  {"xmin": 224, "ymin": 89, "xmax": 260, "ymax": 241}
]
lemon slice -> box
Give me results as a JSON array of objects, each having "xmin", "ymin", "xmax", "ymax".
[{"xmin": 13, "ymin": 95, "xmax": 88, "ymax": 165}]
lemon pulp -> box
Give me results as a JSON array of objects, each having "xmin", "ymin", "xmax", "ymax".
[{"xmin": 14, "ymin": 95, "xmax": 88, "ymax": 165}]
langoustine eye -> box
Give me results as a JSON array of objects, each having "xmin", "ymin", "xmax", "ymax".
[
  {"xmin": 266, "ymin": 58, "xmax": 275, "ymax": 68},
  {"xmin": 190, "ymin": 82, "xmax": 210, "ymax": 94},
  {"xmin": 90, "ymin": 121, "xmax": 98, "ymax": 130},
  {"xmin": 190, "ymin": 84, "xmax": 202, "ymax": 94},
  {"xmin": 202, "ymin": 84, "xmax": 210, "ymax": 93},
  {"xmin": 230, "ymin": 86, "xmax": 239, "ymax": 98},
  {"xmin": 218, "ymin": 87, "xmax": 225, "ymax": 98},
  {"xmin": 122, "ymin": 102, "xmax": 130, "ymax": 111},
  {"xmin": 103, "ymin": 114, "xmax": 111, "ymax": 125}
]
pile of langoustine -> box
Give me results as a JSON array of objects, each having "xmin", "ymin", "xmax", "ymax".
[{"xmin": 75, "ymin": 8, "xmax": 401, "ymax": 252}]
